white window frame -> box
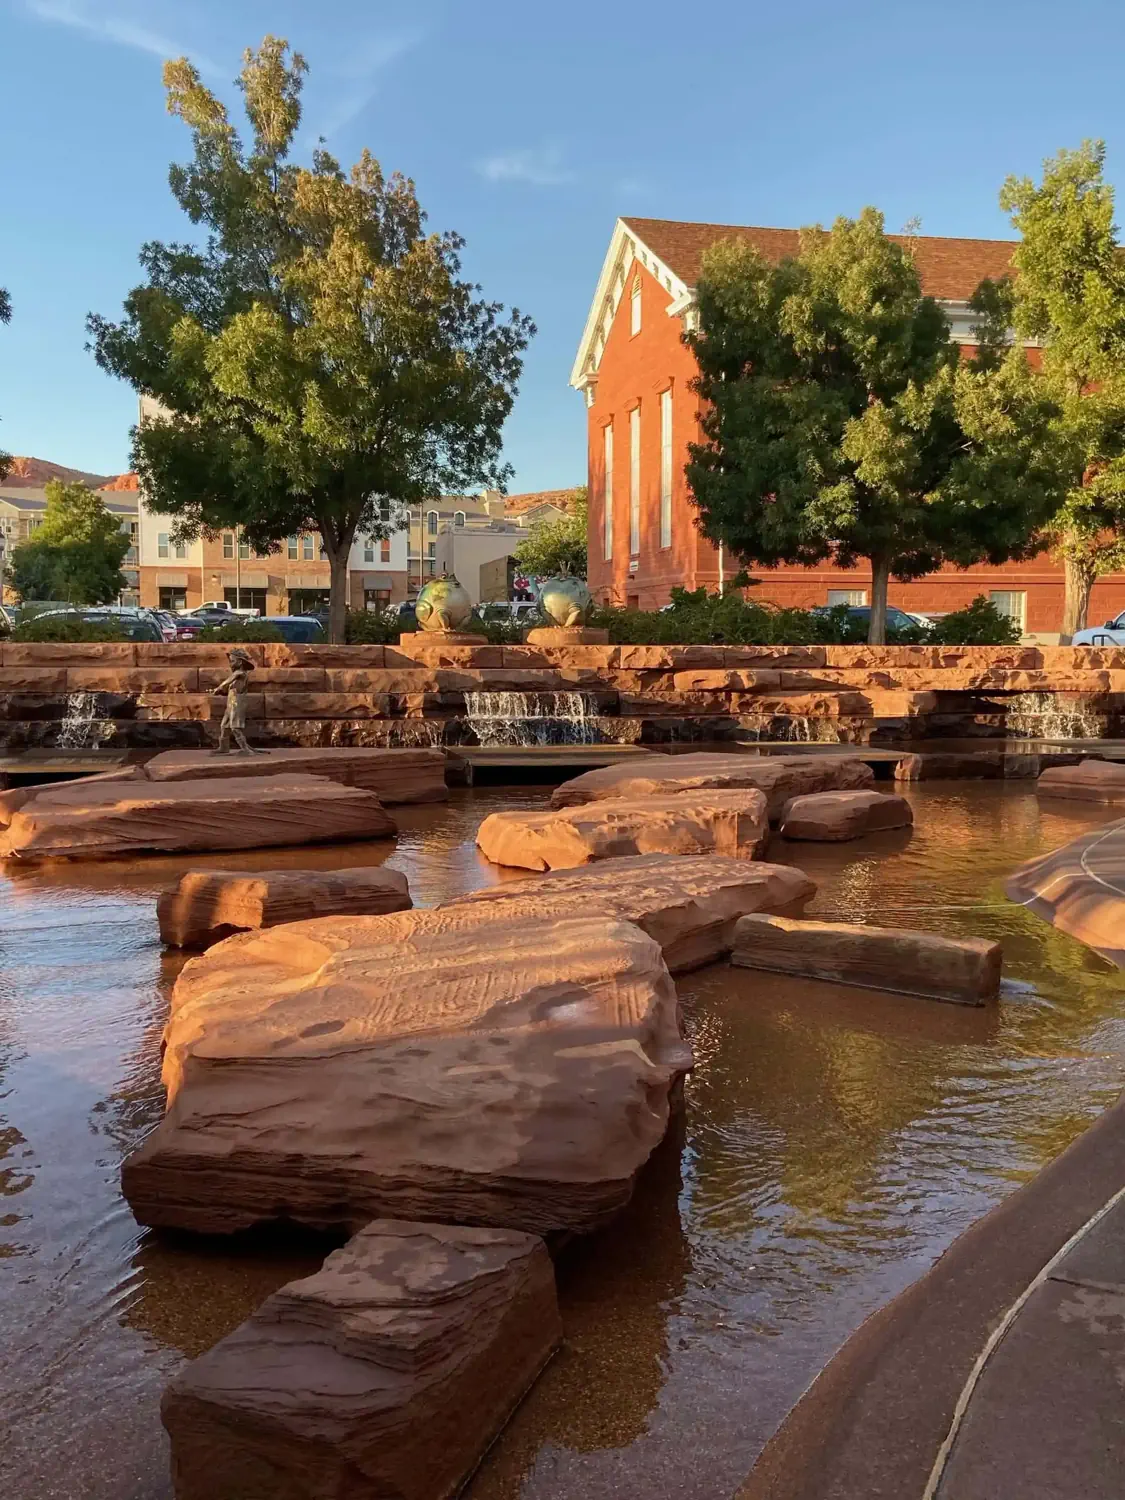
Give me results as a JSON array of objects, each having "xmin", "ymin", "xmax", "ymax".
[
  {"xmin": 287, "ymin": 536, "xmax": 298, "ymax": 559},
  {"xmin": 173, "ymin": 540, "xmax": 187, "ymax": 560},
  {"xmin": 222, "ymin": 532, "xmax": 234, "ymax": 559},
  {"xmin": 990, "ymin": 590, "xmax": 1027, "ymax": 630},
  {"xmin": 157, "ymin": 532, "xmax": 169, "ymax": 559},
  {"xmin": 427, "ymin": 509, "xmax": 439, "ymax": 536},
  {"xmin": 302, "ymin": 535, "xmax": 314, "ymax": 561},
  {"xmin": 827, "ymin": 589, "xmax": 868, "ymax": 607},
  {"xmin": 603, "ymin": 423, "xmax": 614, "ymax": 561},
  {"xmin": 659, "ymin": 388, "xmax": 673, "ymax": 550},
  {"xmin": 630, "ymin": 276, "xmax": 642, "ymax": 336},
  {"xmin": 363, "ymin": 539, "xmax": 375, "ymax": 563},
  {"xmin": 629, "ymin": 405, "xmax": 641, "ymax": 556}
]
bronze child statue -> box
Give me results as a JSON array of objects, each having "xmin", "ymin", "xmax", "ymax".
[{"xmin": 214, "ymin": 649, "xmax": 259, "ymax": 755}]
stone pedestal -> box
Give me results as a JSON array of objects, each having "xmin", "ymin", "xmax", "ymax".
[
  {"xmin": 397, "ymin": 630, "xmax": 489, "ymax": 645},
  {"xmin": 525, "ymin": 626, "xmax": 610, "ymax": 646}
]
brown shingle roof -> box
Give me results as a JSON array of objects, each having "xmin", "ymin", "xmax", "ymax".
[{"xmin": 621, "ymin": 217, "xmax": 1016, "ymax": 302}]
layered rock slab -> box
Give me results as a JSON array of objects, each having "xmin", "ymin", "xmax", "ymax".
[
  {"xmin": 732, "ymin": 913, "xmax": 1002, "ymax": 1005},
  {"xmin": 779, "ymin": 790, "xmax": 914, "ymax": 842},
  {"xmin": 1036, "ymin": 758, "xmax": 1125, "ymax": 804},
  {"xmin": 143, "ymin": 747, "xmax": 449, "ymax": 804},
  {"xmin": 549, "ymin": 752, "xmax": 875, "ymax": 818},
  {"xmin": 476, "ymin": 788, "xmax": 770, "ymax": 870},
  {"xmin": 893, "ymin": 751, "xmax": 1003, "ymax": 781},
  {"xmin": 122, "ymin": 909, "xmax": 690, "ymax": 1237},
  {"xmin": 447, "ymin": 853, "xmax": 816, "ymax": 972},
  {"xmin": 158, "ymin": 865, "xmax": 412, "ymax": 950},
  {"xmin": 0, "ymin": 774, "xmax": 396, "ymax": 861},
  {"xmin": 162, "ymin": 1220, "xmax": 561, "ymax": 1500},
  {"xmin": 1005, "ymin": 818, "xmax": 1125, "ymax": 969}
]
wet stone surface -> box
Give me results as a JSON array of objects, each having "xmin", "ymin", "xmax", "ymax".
[{"xmin": 1, "ymin": 781, "xmax": 1124, "ymax": 1500}]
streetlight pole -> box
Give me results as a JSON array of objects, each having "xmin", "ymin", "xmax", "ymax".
[{"xmin": 235, "ymin": 525, "xmax": 242, "ymax": 611}]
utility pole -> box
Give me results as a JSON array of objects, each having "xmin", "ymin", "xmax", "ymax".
[{"xmin": 235, "ymin": 525, "xmax": 242, "ymax": 610}]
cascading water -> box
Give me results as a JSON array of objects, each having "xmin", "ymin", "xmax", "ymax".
[
  {"xmin": 55, "ymin": 692, "xmax": 114, "ymax": 750},
  {"xmin": 464, "ymin": 690, "xmax": 601, "ymax": 746},
  {"xmin": 736, "ymin": 714, "xmax": 842, "ymax": 744},
  {"xmin": 1005, "ymin": 693, "xmax": 1104, "ymax": 740}
]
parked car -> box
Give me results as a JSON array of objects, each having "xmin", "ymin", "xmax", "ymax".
[
  {"xmin": 193, "ymin": 599, "xmax": 261, "ymax": 618},
  {"xmin": 29, "ymin": 607, "xmax": 164, "ymax": 641},
  {"xmin": 813, "ymin": 604, "xmax": 924, "ymax": 635},
  {"xmin": 479, "ymin": 600, "xmax": 540, "ymax": 624},
  {"xmin": 269, "ymin": 615, "xmax": 325, "ymax": 643},
  {"xmin": 171, "ymin": 615, "xmax": 205, "ymax": 640},
  {"xmin": 1073, "ymin": 612, "xmax": 1125, "ymax": 646},
  {"xmin": 151, "ymin": 609, "xmax": 180, "ymax": 642},
  {"xmin": 181, "ymin": 606, "xmax": 246, "ymax": 628},
  {"xmin": 386, "ymin": 599, "xmax": 418, "ymax": 633}
]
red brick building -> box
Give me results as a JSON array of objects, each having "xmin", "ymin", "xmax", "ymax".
[{"xmin": 571, "ymin": 217, "xmax": 1125, "ymax": 638}]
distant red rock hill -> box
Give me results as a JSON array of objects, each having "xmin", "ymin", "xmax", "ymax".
[{"xmin": 4, "ymin": 457, "xmax": 138, "ymax": 491}]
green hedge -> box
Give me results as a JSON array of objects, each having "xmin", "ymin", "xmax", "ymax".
[
  {"xmin": 195, "ymin": 619, "xmax": 286, "ymax": 643},
  {"xmin": 11, "ymin": 615, "xmax": 128, "ymax": 643}
]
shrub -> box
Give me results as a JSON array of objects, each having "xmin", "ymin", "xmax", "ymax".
[
  {"xmin": 925, "ymin": 596, "xmax": 1022, "ymax": 645},
  {"xmin": 344, "ymin": 609, "xmax": 403, "ymax": 644},
  {"xmin": 196, "ymin": 619, "xmax": 285, "ymax": 643},
  {"xmin": 11, "ymin": 615, "xmax": 128, "ymax": 643}
]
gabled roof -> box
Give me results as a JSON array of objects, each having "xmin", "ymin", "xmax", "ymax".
[
  {"xmin": 571, "ymin": 216, "xmax": 1018, "ymax": 389},
  {"xmin": 620, "ymin": 217, "xmax": 1016, "ymax": 301}
]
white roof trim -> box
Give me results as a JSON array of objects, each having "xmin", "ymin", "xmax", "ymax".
[{"xmin": 569, "ymin": 219, "xmax": 690, "ymax": 390}]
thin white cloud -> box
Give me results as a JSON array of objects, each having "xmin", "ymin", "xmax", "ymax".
[
  {"xmin": 25, "ymin": 0, "xmax": 219, "ymax": 71},
  {"xmin": 476, "ymin": 144, "xmax": 575, "ymax": 188},
  {"xmin": 310, "ymin": 30, "xmax": 424, "ymax": 142}
]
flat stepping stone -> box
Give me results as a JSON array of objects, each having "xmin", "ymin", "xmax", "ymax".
[
  {"xmin": 1037, "ymin": 759, "xmax": 1125, "ymax": 804},
  {"xmin": 550, "ymin": 752, "xmax": 874, "ymax": 818},
  {"xmin": 143, "ymin": 746, "xmax": 449, "ymax": 804},
  {"xmin": 158, "ymin": 865, "xmax": 412, "ymax": 949},
  {"xmin": 446, "ymin": 852, "xmax": 815, "ymax": 972},
  {"xmin": 1006, "ymin": 817, "xmax": 1125, "ymax": 969},
  {"xmin": 122, "ymin": 908, "xmax": 690, "ymax": 1237},
  {"xmin": 0, "ymin": 774, "xmax": 395, "ymax": 861},
  {"xmin": 731, "ymin": 913, "xmax": 1001, "ymax": 1005},
  {"xmin": 162, "ymin": 1219, "xmax": 561, "ymax": 1500},
  {"xmin": 476, "ymin": 789, "xmax": 770, "ymax": 870},
  {"xmin": 779, "ymin": 790, "xmax": 913, "ymax": 842}
]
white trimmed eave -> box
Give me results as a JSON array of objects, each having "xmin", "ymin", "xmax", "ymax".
[{"xmin": 570, "ymin": 218, "xmax": 691, "ymax": 392}]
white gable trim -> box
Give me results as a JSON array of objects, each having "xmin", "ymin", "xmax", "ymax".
[{"xmin": 569, "ymin": 219, "xmax": 690, "ymax": 391}]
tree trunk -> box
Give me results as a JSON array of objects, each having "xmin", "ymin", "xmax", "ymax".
[
  {"xmin": 1060, "ymin": 554, "xmax": 1095, "ymax": 644},
  {"xmin": 325, "ymin": 541, "xmax": 350, "ymax": 645},
  {"xmin": 867, "ymin": 556, "xmax": 891, "ymax": 645}
]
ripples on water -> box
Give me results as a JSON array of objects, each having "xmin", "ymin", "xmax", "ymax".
[{"xmin": 0, "ymin": 782, "xmax": 1121, "ymax": 1500}]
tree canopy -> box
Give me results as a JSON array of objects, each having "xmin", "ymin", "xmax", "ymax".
[
  {"xmin": 991, "ymin": 140, "xmax": 1125, "ymax": 637},
  {"xmin": 9, "ymin": 480, "xmax": 130, "ymax": 604},
  {"xmin": 512, "ymin": 488, "xmax": 588, "ymax": 579},
  {"xmin": 89, "ymin": 36, "xmax": 534, "ymax": 640},
  {"xmin": 685, "ymin": 209, "xmax": 1070, "ymax": 642}
]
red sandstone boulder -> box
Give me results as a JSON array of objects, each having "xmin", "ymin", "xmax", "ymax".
[
  {"xmin": 162, "ymin": 1220, "xmax": 561, "ymax": 1500},
  {"xmin": 142, "ymin": 746, "xmax": 448, "ymax": 804},
  {"xmin": 732, "ymin": 913, "xmax": 1002, "ymax": 1005},
  {"xmin": 779, "ymin": 790, "xmax": 914, "ymax": 842},
  {"xmin": 893, "ymin": 752, "xmax": 1003, "ymax": 781},
  {"xmin": 476, "ymin": 788, "xmax": 770, "ymax": 870},
  {"xmin": 447, "ymin": 852, "xmax": 815, "ymax": 971},
  {"xmin": 1037, "ymin": 759, "xmax": 1125, "ymax": 804},
  {"xmin": 158, "ymin": 865, "xmax": 412, "ymax": 949},
  {"xmin": 121, "ymin": 909, "xmax": 690, "ymax": 1237},
  {"xmin": 549, "ymin": 752, "xmax": 875, "ymax": 818},
  {"xmin": 0, "ymin": 774, "xmax": 395, "ymax": 860}
]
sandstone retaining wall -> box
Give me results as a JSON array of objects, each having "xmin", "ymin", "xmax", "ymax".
[{"xmin": 2, "ymin": 641, "xmax": 1124, "ymax": 750}]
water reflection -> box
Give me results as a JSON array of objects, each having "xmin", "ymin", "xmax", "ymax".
[{"xmin": 0, "ymin": 782, "xmax": 1123, "ymax": 1500}]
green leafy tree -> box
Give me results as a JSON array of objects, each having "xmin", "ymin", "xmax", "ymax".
[
  {"xmin": 512, "ymin": 487, "xmax": 588, "ymax": 579},
  {"xmin": 88, "ymin": 37, "xmax": 534, "ymax": 641},
  {"xmin": 993, "ymin": 141, "xmax": 1125, "ymax": 638},
  {"xmin": 9, "ymin": 479, "xmax": 129, "ymax": 604},
  {"xmin": 685, "ymin": 209, "xmax": 1068, "ymax": 643}
]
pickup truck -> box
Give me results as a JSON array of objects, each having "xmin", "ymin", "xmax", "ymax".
[
  {"xmin": 1073, "ymin": 613, "xmax": 1125, "ymax": 646},
  {"xmin": 193, "ymin": 600, "xmax": 261, "ymax": 618}
]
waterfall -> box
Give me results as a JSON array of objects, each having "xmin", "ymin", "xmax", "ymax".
[
  {"xmin": 737, "ymin": 714, "xmax": 841, "ymax": 744},
  {"xmin": 464, "ymin": 691, "xmax": 601, "ymax": 746},
  {"xmin": 56, "ymin": 692, "xmax": 114, "ymax": 750},
  {"xmin": 389, "ymin": 721, "xmax": 445, "ymax": 748},
  {"xmin": 1005, "ymin": 693, "xmax": 1104, "ymax": 740}
]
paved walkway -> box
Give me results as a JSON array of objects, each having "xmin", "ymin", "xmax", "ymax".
[{"xmin": 1007, "ymin": 815, "xmax": 1125, "ymax": 969}]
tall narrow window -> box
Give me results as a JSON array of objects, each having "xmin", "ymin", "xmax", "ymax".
[
  {"xmin": 660, "ymin": 388, "xmax": 673, "ymax": 549},
  {"xmin": 222, "ymin": 532, "xmax": 234, "ymax": 559},
  {"xmin": 603, "ymin": 423, "xmax": 614, "ymax": 561},
  {"xmin": 287, "ymin": 536, "xmax": 298, "ymax": 559},
  {"xmin": 238, "ymin": 536, "xmax": 249, "ymax": 560},
  {"xmin": 363, "ymin": 539, "xmax": 375, "ymax": 563},
  {"xmin": 302, "ymin": 535, "xmax": 314, "ymax": 560},
  {"xmin": 630, "ymin": 276, "xmax": 642, "ymax": 336},
  {"xmin": 454, "ymin": 510, "xmax": 466, "ymax": 529},
  {"xmin": 629, "ymin": 405, "xmax": 641, "ymax": 556},
  {"xmin": 157, "ymin": 532, "xmax": 169, "ymax": 559},
  {"xmin": 427, "ymin": 510, "xmax": 438, "ymax": 536},
  {"xmin": 381, "ymin": 538, "xmax": 391, "ymax": 563}
]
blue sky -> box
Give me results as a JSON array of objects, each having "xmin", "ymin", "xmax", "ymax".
[{"xmin": 2, "ymin": 0, "xmax": 1124, "ymax": 490}]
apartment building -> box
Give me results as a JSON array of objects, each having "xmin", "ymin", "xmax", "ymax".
[
  {"xmin": 0, "ymin": 484, "xmax": 139, "ymax": 602},
  {"xmin": 410, "ymin": 489, "xmax": 578, "ymax": 601}
]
